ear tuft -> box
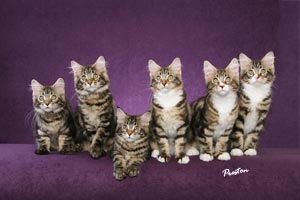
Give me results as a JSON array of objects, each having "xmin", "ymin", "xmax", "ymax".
[
  {"xmin": 148, "ymin": 59, "xmax": 161, "ymax": 75},
  {"xmin": 203, "ymin": 60, "xmax": 217, "ymax": 83},
  {"xmin": 170, "ymin": 57, "xmax": 182, "ymax": 74},
  {"xmin": 140, "ymin": 111, "xmax": 151, "ymax": 127},
  {"xmin": 117, "ymin": 108, "xmax": 127, "ymax": 124},
  {"xmin": 70, "ymin": 60, "xmax": 82, "ymax": 76},
  {"xmin": 52, "ymin": 78, "xmax": 65, "ymax": 95},
  {"xmin": 31, "ymin": 79, "xmax": 43, "ymax": 96},
  {"xmin": 94, "ymin": 56, "xmax": 106, "ymax": 73}
]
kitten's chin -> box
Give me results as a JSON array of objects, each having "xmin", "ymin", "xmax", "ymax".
[{"xmin": 216, "ymin": 90, "xmax": 230, "ymax": 96}]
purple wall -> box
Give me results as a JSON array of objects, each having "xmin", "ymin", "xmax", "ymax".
[{"xmin": 0, "ymin": 0, "xmax": 298, "ymax": 147}]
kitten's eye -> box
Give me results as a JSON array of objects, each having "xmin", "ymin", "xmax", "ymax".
[
  {"xmin": 122, "ymin": 125, "xmax": 127, "ymax": 130},
  {"xmin": 38, "ymin": 96, "xmax": 44, "ymax": 101},
  {"xmin": 93, "ymin": 74, "xmax": 99, "ymax": 79},
  {"xmin": 156, "ymin": 76, "xmax": 161, "ymax": 80},
  {"xmin": 51, "ymin": 95, "xmax": 57, "ymax": 100},
  {"xmin": 248, "ymin": 70, "xmax": 254, "ymax": 76},
  {"xmin": 225, "ymin": 77, "xmax": 231, "ymax": 83},
  {"xmin": 260, "ymin": 69, "xmax": 266, "ymax": 74},
  {"xmin": 213, "ymin": 78, "xmax": 219, "ymax": 83},
  {"xmin": 168, "ymin": 75, "xmax": 174, "ymax": 80},
  {"xmin": 81, "ymin": 75, "xmax": 86, "ymax": 80}
]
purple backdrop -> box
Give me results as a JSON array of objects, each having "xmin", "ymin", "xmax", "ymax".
[{"xmin": 0, "ymin": 0, "xmax": 299, "ymax": 147}]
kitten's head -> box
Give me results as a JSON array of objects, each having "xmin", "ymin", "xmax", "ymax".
[
  {"xmin": 148, "ymin": 57, "xmax": 183, "ymax": 93},
  {"xmin": 239, "ymin": 51, "xmax": 275, "ymax": 85},
  {"xmin": 116, "ymin": 108, "xmax": 151, "ymax": 142},
  {"xmin": 70, "ymin": 56, "xmax": 109, "ymax": 93},
  {"xmin": 204, "ymin": 58, "xmax": 239, "ymax": 96},
  {"xmin": 31, "ymin": 78, "xmax": 66, "ymax": 113}
]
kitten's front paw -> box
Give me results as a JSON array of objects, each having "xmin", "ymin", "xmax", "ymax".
[
  {"xmin": 59, "ymin": 147, "xmax": 73, "ymax": 155},
  {"xmin": 186, "ymin": 147, "xmax": 200, "ymax": 156},
  {"xmin": 244, "ymin": 148, "xmax": 257, "ymax": 156},
  {"xmin": 157, "ymin": 154, "xmax": 170, "ymax": 163},
  {"xmin": 177, "ymin": 156, "xmax": 190, "ymax": 164},
  {"xmin": 217, "ymin": 152, "xmax": 231, "ymax": 161},
  {"xmin": 113, "ymin": 169, "xmax": 126, "ymax": 181},
  {"xmin": 127, "ymin": 167, "xmax": 140, "ymax": 177},
  {"xmin": 89, "ymin": 146, "xmax": 104, "ymax": 159},
  {"xmin": 151, "ymin": 150, "xmax": 159, "ymax": 158},
  {"xmin": 35, "ymin": 148, "xmax": 49, "ymax": 155},
  {"xmin": 230, "ymin": 148, "xmax": 244, "ymax": 156},
  {"xmin": 199, "ymin": 153, "xmax": 213, "ymax": 162}
]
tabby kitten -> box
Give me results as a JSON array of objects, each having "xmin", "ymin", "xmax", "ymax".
[
  {"xmin": 191, "ymin": 58, "xmax": 239, "ymax": 162},
  {"xmin": 71, "ymin": 56, "xmax": 116, "ymax": 158},
  {"xmin": 113, "ymin": 108, "xmax": 151, "ymax": 181},
  {"xmin": 230, "ymin": 51, "xmax": 275, "ymax": 156},
  {"xmin": 31, "ymin": 78, "xmax": 76, "ymax": 154},
  {"xmin": 148, "ymin": 57, "xmax": 192, "ymax": 164}
]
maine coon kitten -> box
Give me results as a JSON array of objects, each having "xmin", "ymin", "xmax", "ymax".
[
  {"xmin": 191, "ymin": 58, "xmax": 239, "ymax": 162},
  {"xmin": 113, "ymin": 108, "xmax": 151, "ymax": 181},
  {"xmin": 31, "ymin": 78, "xmax": 76, "ymax": 154},
  {"xmin": 230, "ymin": 51, "xmax": 275, "ymax": 156},
  {"xmin": 71, "ymin": 56, "xmax": 116, "ymax": 158},
  {"xmin": 148, "ymin": 57, "xmax": 192, "ymax": 164}
]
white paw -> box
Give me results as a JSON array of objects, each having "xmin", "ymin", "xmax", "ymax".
[
  {"xmin": 244, "ymin": 149, "xmax": 257, "ymax": 156},
  {"xmin": 157, "ymin": 156, "xmax": 166, "ymax": 163},
  {"xmin": 151, "ymin": 150, "xmax": 159, "ymax": 158},
  {"xmin": 230, "ymin": 148, "xmax": 244, "ymax": 156},
  {"xmin": 186, "ymin": 147, "xmax": 200, "ymax": 156},
  {"xmin": 199, "ymin": 153, "xmax": 213, "ymax": 162},
  {"xmin": 177, "ymin": 156, "xmax": 190, "ymax": 164},
  {"xmin": 217, "ymin": 152, "xmax": 231, "ymax": 161}
]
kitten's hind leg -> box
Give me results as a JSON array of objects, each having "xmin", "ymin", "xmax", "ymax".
[{"xmin": 35, "ymin": 136, "xmax": 50, "ymax": 155}]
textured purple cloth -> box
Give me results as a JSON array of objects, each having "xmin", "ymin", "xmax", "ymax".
[
  {"xmin": 0, "ymin": 144, "xmax": 299, "ymax": 200},
  {"xmin": 0, "ymin": 0, "xmax": 299, "ymax": 147}
]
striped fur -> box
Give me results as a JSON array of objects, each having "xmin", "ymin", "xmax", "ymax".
[
  {"xmin": 230, "ymin": 51, "xmax": 275, "ymax": 156},
  {"xmin": 31, "ymin": 78, "xmax": 76, "ymax": 154},
  {"xmin": 71, "ymin": 56, "xmax": 117, "ymax": 158},
  {"xmin": 113, "ymin": 108, "xmax": 151, "ymax": 181},
  {"xmin": 191, "ymin": 59, "xmax": 239, "ymax": 162},
  {"xmin": 148, "ymin": 58, "xmax": 192, "ymax": 164}
]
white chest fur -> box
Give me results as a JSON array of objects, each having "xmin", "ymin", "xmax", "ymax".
[
  {"xmin": 242, "ymin": 83, "xmax": 271, "ymax": 135},
  {"xmin": 154, "ymin": 89, "xmax": 183, "ymax": 109},
  {"xmin": 212, "ymin": 92, "xmax": 237, "ymax": 139}
]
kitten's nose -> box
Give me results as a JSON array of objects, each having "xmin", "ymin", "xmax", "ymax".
[
  {"xmin": 87, "ymin": 79, "xmax": 93, "ymax": 85},
  {"xmin": 219, "ymin": 83, "xmax": 225, "ymax": 88},
  {"xmin": 44, "ymin": 100, "xmax": 51, "ymax": 106},
  {"xmin": 161, "ymin": 80, "xmax": 168, "ymax": 86}
]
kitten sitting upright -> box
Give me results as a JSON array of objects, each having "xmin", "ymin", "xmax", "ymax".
[
  {"xmin": 230, "ymin": 51, "xmax": 275, "ymax": 156},
  {"xmin": 113, "ymin": 108, "xmax": 151, "ymax": 181},
  {"xmin": 191, "ymin": 58, "xmax": 240, "ymax": 162},
  {"xmin": 31, "ymin": 78, "xmax": 76, "ymax": 154},
  {"xmin": 71, "ymin": 56, "xmax": 116, "ymax": 158},
  {"xmin": 148, "ymin": 57, "xmax": 192, "ymax": 164}
]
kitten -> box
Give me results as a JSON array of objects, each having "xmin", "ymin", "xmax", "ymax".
[
  {"xmin": 230, "ymin": 51, "xmax": 275, "ymax": 156},
  {"xmin": 148, "ymin": 57, "xmax": 192, "ymax": 164},
  {"xmin": 113, "ymin": 108, "xmax": 151, "ymax": 181},
  {"xmin": 71, "ymin": 56, "xmax": 117, "ymax": 158},
  {"xmin": 191, "ymin": 58, "xmax": 240, "ymax": 162},
  {"xmin": 31, "ymin": 78, "xmax": 76, "ymax": 154}
]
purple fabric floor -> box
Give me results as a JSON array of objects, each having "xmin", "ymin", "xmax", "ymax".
[{"xmin": 0, "ymin": 144, "xmax": 299, "ymax": 200}]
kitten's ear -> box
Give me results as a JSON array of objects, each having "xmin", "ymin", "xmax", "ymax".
[
  {"xmin": 203, "ymin": 60, "xmax": 217, "ymax": 83},
  {"xmin": 52, "ymin": 78, "xmax": 65, "ymax": 95},
  {"xmin": 148, "ymin": 59, "xmax": 161, "ymax": 76},
  {"xmin": 94, "ymin": 56, "xmax": 107, "ymax": 73},
  {"xmin": 226, "ymin": 58, "xmax": 239, "ymax": 79},
  {"xmin": 170, "ymin": 57, "xmax": 182, "ymax": 75},
  {"xmin": 139, "ymin": 111, "xmax": 151, "ymax": 127},
  {"xmin": 117, "ymin": 108, "xmax": 127, "ymax": 124},
  {"xmin": 261, "ymin": 51, "xmax": 275, "ymax": 70},
  {"xmin": 70, "ymin": 60, "xmax": 82, "ymax": 76},
  {"xmin": 31, "ymin": 79, "xmax": 44, "ymax": 96},
  {"xmin": 239, "ymin": 53, "xmax": 252, "ymax": 71}
]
